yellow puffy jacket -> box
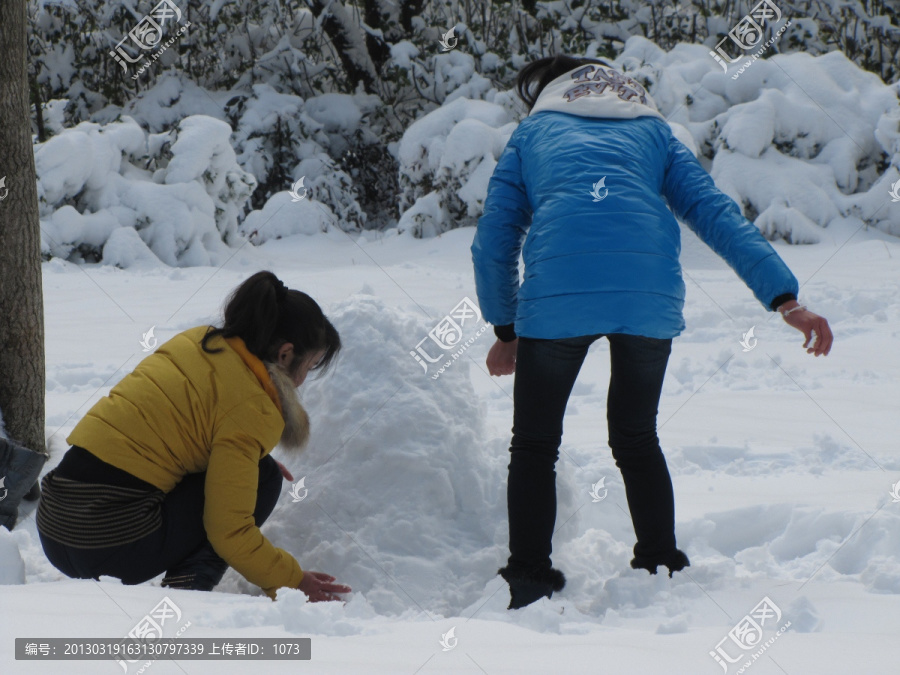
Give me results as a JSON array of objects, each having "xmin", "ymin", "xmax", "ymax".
[{"xmin": 67, "ymin": 326, "xmax": 304, "ymax": 598}]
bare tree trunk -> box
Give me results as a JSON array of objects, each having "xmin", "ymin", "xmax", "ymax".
[
  {"xmin": 0, "ymin": 0, "xmax": 46, "ymax": 458},
  {"xmin": 305, "ymin": 0, "xmax": 380, "ymax": 94},
  {"xmin": 363, "ymin": 0, "xmax": 394, "ymax": 70},
  {"xmin": 399, "ymin": 0, "xmax": 426, "ymax": 34}
]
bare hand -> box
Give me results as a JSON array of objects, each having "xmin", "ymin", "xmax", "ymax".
[
  {"xmin": 781, "ymin": 305, "xmax": 833, "ymax": 356},
  {"xmin": 297, "ymin": 571, "xmax": 352, "ymax": 602},
  {"xmin": 275, "ymin": 459, "xmax": 293, "ymax": 482},
  {"xmin": 486, "ymin": 338, "xmax": 517, "ymax": 376}
]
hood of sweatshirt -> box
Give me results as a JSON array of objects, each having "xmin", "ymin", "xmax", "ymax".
[{"xmin": 529, "ymin": 63, "xmax": 664, "ymax": 121}]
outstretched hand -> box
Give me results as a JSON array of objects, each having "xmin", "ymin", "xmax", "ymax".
[
  {"xmin": 486, "ymin": 338, "xmax": 518, "ymax": 376},
  {"xmin": 298, "ymin": 571, "xmax": 352, "ymax": 602},
  {"xmin": 780, "ymin": 303, "xmax": 833, "ymax": 356}
]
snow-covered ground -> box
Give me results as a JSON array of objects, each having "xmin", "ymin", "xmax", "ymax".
[{"xmin": 2, "ymin": 218, "xmax": 899, "ymax": 674}]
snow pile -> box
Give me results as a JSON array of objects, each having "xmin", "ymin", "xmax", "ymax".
[
  {"xmin": 397, "ymin": 35, "xmax": 900, "ymax": 242},
  {"xmin": 221, "ymin": 293, "xmax": 565, "ymax": 616},
  {"xmin": 35, "ymin": 114, "xmax": 256, "ymax": 267}
]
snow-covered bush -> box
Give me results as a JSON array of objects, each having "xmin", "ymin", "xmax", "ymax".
[
  {"xmin": 225, "ymin": 85, "xmax": 368, "ymax": 231},
  {"xmin": 35, "ymin": 115, "xmax": 256, "ymax": 267},
  {"xmin": 619, "ymin": 37, "xmax": 900, "ymax": 241},
  {"xmin": 397, "ymin": 35, "xmax": 900, "ymax": 242},
  {"xmin": 239, "ymin": 194, "xmax": 337, "ymax": 244},
  {"xmin": 24, "ymin": 0, "xmax": 900, "ymax": 246},
  {"xmin": 396, "ymin": 97, "xmax": 519, "ymax": 237}
]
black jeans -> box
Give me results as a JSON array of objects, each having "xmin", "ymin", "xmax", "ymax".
[
  {"xmin": 507, "ymin": 333, "xmax": 675, "ymax": 571},
  {"xmin": 40, "ymin": 455, "xmax": 283, "ymax": 584}
]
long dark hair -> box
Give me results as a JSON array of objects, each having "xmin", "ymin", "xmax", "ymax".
[
  {"xmin": 515, "ymin": 55, "xmax": 614, "ymax": 111},
  {"xmin": 202, "ymin": 271, "xmax": 340, "ymax": 378}
]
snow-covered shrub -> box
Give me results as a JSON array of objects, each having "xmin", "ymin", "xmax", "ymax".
[
  {"xmin": 239, "ymin": 194, "xmax": 336, "ymax": 244},
  {"xmin": 35, "ymin": 115, "xmax": 256, "ymax": 267},
  {"xmin": 226, "ymin": 85, "xmax": 367, "ymax": 231},
  {"xmin": 396, "ymin": 97, "xmax": 518, "ymax": 237},
  {"xmin": 397, "ymin": 35, "xmax": 900, "ymax": 242},
  {"xmin": 616, "ymin": 37, "xmax": 900, "ymax": 241}
]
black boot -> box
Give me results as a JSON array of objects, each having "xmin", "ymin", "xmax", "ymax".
[
  {"xmin": 22, "ymin": 481, "xmax": 41, "ymax": 502},
  {"xmin": 161, "ymin": 541, "xmax": 229, "ymax": 591},
  {"xmin": 498, "ymin": 564, "xmax": 566, "ymax": 610},
  {"xmin": 630, "ymin": 548, "xmax": 690, "ymax": 578}
]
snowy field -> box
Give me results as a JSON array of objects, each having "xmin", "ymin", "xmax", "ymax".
[{"xmin": 2, "ymin": 218, "xmax": 899, "ymax": 674}]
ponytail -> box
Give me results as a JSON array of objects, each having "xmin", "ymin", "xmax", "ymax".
[{"xmin": 202, "ymin": 271, "xmax": 341, "ymax": 377}]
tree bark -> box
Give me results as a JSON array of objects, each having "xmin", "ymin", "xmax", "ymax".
[
  {"xmin": 0, "ymin": 0, "xmax": 46, "ymax": 456},
  {"xmin": 305, "ymin": 0, "xmax": 380, "ymax": 95},
  {"xmin": 399, "ymin": 0, "xmax": 425, "ymax": 34},
  {"xmin": 363, "ymin": 0, "xmax": 393, "ymax": 71}
]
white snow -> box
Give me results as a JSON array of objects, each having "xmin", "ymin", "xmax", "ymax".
[
  {"xmin": 2, "ymin": 221, "xmax": 899, "ymax": 673},
  {"xmin": 4, "ymin": 26, "xmax": 900, "ymax": 675}
]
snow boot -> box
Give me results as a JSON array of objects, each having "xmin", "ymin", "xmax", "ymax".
[
  {"xmin": 161, "ymin": 541, "xmax": 228, "ymax": 591},
  {"xmin": 0, "ymin": 436, "xmax": 48, "ymax": 530},
  {"xmin": 498, "ymin": 564, "xmax": 566, "ymax": 610},
  {"xmin": 630, "ymin": 548, "xmax": 690, "ymax": 578}
]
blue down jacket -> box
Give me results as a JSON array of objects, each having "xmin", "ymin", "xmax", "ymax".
[{"xmin": 471, "ymin": 64, "xmax": 799, "ymax": 339}]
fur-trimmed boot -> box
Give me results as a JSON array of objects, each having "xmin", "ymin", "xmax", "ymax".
[
  {"xmin": 630, "ymin": 548, "xmax": 690, "ymax": 578},
  {"xmin": 161, "ymin": 541, "xmax": 228, "ymax": 591},
  {"xmin": 498, "ymin": 564, "xmax": 566, "ymax": 610}
]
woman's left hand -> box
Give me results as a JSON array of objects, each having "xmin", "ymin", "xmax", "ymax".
[
  {"xmin": 779, "ymin": 303, "xmax": 833, "ymax": 356},
  {"xmin": 275, "ymin": 459, "xmax": 294, "ymax": 481}
]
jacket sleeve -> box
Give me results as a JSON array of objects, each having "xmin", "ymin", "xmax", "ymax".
[
  {"xmin": 204, "ymin": 398, "xmax": 303, "ymax": 599},
  {"xmin": 661, "ymin": 133, "xmax": 799, "ymax": 309},
  {"xmin": 471, "ymin": 136, "xmax": 531, "ymax": 327}
]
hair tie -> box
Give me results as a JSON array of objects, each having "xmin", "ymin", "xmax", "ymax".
[{"xmin": 273, "ymin": 278, "xmax": 288, "ymax": 302}]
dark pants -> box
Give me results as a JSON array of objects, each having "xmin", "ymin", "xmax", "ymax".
[
  {"xmin": 40, "ymin": 455, "xmax": 282, "ymax": 584},
  {"xmin": 507, "ymin": 333, "xmax": 675, "ymax": 571}
]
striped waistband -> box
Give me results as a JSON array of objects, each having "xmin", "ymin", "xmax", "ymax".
[{"xmin": 37, "ymin": 470, "xmax": 164, "ymax": 549}]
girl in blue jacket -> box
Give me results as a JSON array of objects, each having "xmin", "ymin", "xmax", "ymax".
[{"xmin": 471, "ymin": 55, "xmax": 833, "ymax": 610}]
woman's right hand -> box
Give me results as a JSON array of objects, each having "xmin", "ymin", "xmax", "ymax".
[
  {"xmin": 486, "ymin": 338, "xmax": 518, "ymax": 376},
  {"xmin": 297, "ymin": 571, "xmax": 352, "ymax": 602}
]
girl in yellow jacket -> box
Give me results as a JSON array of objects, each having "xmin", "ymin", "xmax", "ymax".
[{"xmin": 37, "ymin": 271, "xmax": 351, "ymax": 601}]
